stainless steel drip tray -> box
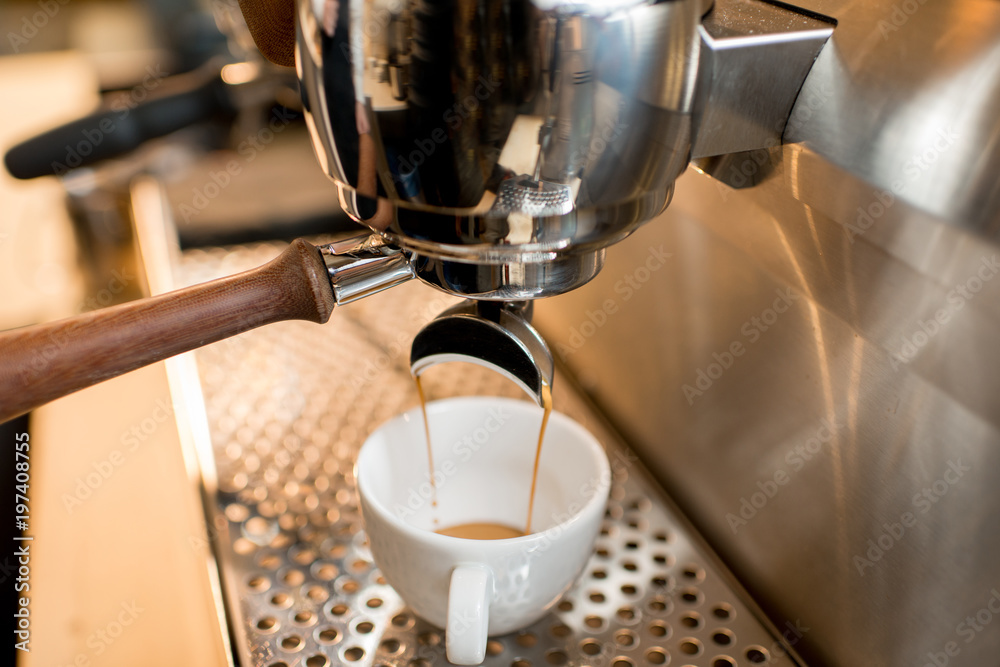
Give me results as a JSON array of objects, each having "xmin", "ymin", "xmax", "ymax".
[{"xmin": 170, "ymin": 241, "xmax": 803, "ymax": 667}]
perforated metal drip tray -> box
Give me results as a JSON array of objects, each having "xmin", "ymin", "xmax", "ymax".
[{"xmin": 175, "ymin": 242, "xmax": 802, "ymax": 667}]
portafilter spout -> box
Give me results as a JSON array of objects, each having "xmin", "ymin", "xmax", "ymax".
[{"xmin": 410, "ymin": 301, "xmax": 554, "ymax": 407}]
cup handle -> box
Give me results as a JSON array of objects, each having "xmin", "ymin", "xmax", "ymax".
[{"xmin": 445, "ymin": 564, "xmax": 493, "ymax": 665}]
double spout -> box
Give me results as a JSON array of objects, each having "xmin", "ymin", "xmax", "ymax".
[
  {"xmin": 330, "ymin": 236, "xmax": 556, "ymax": 406},
  {"xmin": 411, "ymin": 301, "xmax": 554, "ymax": 407},
  {"xmin": 328, "ymin": 235, "xmax": 555, "ymax": 405}
]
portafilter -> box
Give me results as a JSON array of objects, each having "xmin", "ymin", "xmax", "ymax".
[{"xmin": 0, "ymin": 0, "xmax": 833, "ymax": 419}]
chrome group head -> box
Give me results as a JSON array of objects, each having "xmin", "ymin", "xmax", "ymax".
[{"xmin": 296, "ymin": 0, "xmax": 703, "ymax": 299}]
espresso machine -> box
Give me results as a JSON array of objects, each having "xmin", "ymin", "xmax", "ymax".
[{"xmin": 4, "ymin": 0, "xmax": 1000, "ymax": 665}]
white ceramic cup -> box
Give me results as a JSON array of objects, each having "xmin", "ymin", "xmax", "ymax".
[{"xmin": 356, "ymin": 396, "xmax": 610, "ymax": 664}]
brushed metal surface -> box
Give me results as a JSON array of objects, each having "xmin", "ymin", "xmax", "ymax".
[
  {"xmin": 533, "ymin": 158, "xmax": 1000, "ymax": 664},
  {"xmin": 783, "ymin": 0, "xmax": 1000, "ymax": 234},
  {"xmin": 530, "ymin": 8, "xmax": 1000, "ymax": 664},
  {"xmin": 691, "ymin": 0, "xmax": 833, "ymax": 159},
  {"xmin": 410, "ymin": 300, "xmax": 556, "ymax": 405},
  {"xmin": 172, "ymin": 242, "xmax": 805, "ymax": 667}
]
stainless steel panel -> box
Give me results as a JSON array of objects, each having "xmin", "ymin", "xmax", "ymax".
[
  {"xmin": 534, "ymin": 160, "xmax": 1000, "ymax": 666},
  {"xmin": 170, "ymin": 242, "xmax": 805, "ymax": 667},
  {"xmin": 783, "ymin": 0, "xmax": 1000, "ymax": 234},
  {"xmin": 532, "ymin": 3, "xmax": 1000, "ymax": 662},
  {"xmin": 691, "ymin": 0, "xmax": 833, "ymax": 159}
]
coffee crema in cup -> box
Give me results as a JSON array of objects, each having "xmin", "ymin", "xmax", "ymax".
[
  {"xmin": 415, "ymin": 378, "xmax": 553, "ymax": 539},
  {"xmin": 435, "ymin": 522, "xmax": 524, "ymax": 540}
]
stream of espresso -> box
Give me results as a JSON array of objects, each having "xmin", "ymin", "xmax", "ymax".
[
  {"xmin": 524, "ymin": 381, "xmax": 552, "ymax": 535},
  {"xmin": 417, "ymin": 379, "xmax": 553, "ymax": 538},
  {"xmin": 414, "ymin": 375, "xmax": 437, "ymax": 524}
]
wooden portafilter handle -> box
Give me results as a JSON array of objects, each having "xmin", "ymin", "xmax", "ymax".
[{"xmin": 0, "ymin": 240, "xmax": 335, "ymax": 423}]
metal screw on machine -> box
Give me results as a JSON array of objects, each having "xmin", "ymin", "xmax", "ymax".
[{"xmin": 410, "ymin": 301, "xmax": 555, "ymax": 406}]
